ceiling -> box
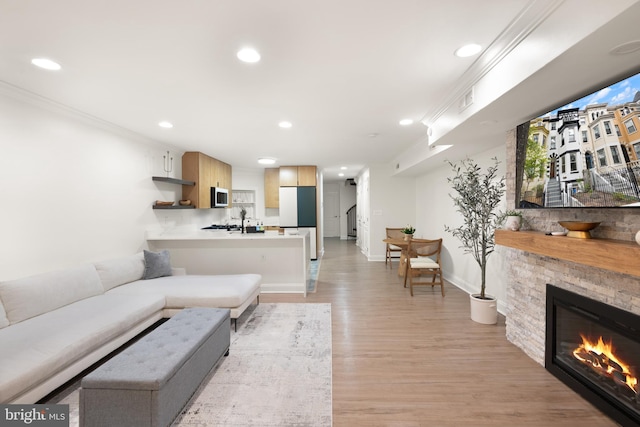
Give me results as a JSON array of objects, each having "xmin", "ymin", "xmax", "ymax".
[{"xmin": 1, "ymin": 0, "xmax": 639, "ymax": 181}]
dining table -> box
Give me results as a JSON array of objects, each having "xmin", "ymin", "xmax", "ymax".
[{"xmin": 383, "ymin": 237, "xmax": 411, "ymax": 277}]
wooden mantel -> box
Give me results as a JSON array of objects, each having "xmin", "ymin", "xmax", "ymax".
[{"xmin": 495, "ymin": 229, "xmax": 640, "ymax": 277}]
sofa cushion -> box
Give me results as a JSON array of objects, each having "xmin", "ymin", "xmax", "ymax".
[
  {"xmin": 0, "ymin": 293, "xmax": 166, "ymax": 403},
  {"xmin": 142, "ymin": 250, "xmax": 172, "ymax": 280},
  {"xmin": 94, "ymin": 253, "xmax": 145, "ymax": 292},
  {"xmin": 107, "ymin": 274, "xmax": 261, "ymax": 309},
  {"xmin": 0, "ymin": 264, "xmax": 104, "ymax": 325},
  {"xmin": 0, "ymin": 300, "xmax": 8, "ymax": 329}
]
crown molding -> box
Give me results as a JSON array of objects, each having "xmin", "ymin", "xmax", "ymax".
[
  {"xmin": 421, "ymin": 0, "xmax": 565, "ymax": 127},
  {"xmin": 0, "ymin": 79, "xmax": 176, "ymax": 149}
]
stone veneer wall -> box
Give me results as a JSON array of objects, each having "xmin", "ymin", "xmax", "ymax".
[{"xmin": 503, "ymin": 129, "xmax": 640, "ymax": 365}]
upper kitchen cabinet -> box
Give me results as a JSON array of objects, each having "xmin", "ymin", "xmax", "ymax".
[
  {"xmin": 264, "ymin": 168, "xmax": 280, "ymax": 208},
  {"xmin": 297, "ymin": 166, "xmax": 317, "ymax": 186},
  {"xmin": 212, "ymin": 158, "xmax": 232, "ymax": 189},
  {"xmin": 279, "ymin": 166, "xmax": 317, "ymax": 187},
  {"xmin": 182, "ymin": 152, "xmax": 232, "ymax": 209}
]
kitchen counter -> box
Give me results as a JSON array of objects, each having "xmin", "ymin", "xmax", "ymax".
[
  {"xmin": 146, "ymin": 229, "xmax": 307, "ymax": 241},
  {"xmin": 146, "ymin": 228, "xmax": 310, "ymax": 296}
]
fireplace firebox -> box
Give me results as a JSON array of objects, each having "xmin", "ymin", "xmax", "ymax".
[{"xmin": 546, "ymin": 285, "xmax": 640, "ymax": 426}]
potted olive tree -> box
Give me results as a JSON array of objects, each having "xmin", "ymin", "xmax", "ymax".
[{"xmin": 445, "ymin": 157, "xmax": 505, "ymax": 324}]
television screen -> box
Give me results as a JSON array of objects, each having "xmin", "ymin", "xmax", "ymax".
[{"xmin": 517, "ymin": 70, "xmax": 640, "ymax": 208}]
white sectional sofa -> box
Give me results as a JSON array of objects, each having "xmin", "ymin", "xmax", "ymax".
[{"xmin": 0, "ymin": 251, "xmax": 261, "ymax": 404}]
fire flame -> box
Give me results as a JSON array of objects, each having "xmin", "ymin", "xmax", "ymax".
[{"xmin": 573, "ymin": 334, "xmax": 638, "ymax": 395}]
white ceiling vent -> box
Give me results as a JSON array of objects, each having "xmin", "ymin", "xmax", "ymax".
[{"xmin": 459, "ymin": 86, "xmax": 475, "ymax": 111}]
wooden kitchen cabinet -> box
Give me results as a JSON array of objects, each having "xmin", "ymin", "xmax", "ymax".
[
  {"xmin": 219, "ymin": 161, "xmax": 232, "ymax": 189},
  {"xmin": 297, "ymin": 166, "xmax": 317, "ymax": 186},
  {"xmin": 279, "ymin": 166, "xmax": 317, "ymax": 186},
  {"xmin": 182, "ymin": 152, "xmax": 232, "ymax": 209},
  {"xmin": 279, "ymin": 166, "xmax": 298, "ymax": 186},
  {"xmin": 211, "ymin": 158, "xmax": 231, "ymax": 188},
  {"xmin": 264, "ymin": 168, "xmax": 280, "ymax": 208}
]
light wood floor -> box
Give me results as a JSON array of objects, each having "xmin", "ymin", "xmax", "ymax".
[{"xmin": 260, "ymin": 238, "xmax": 618, "ymax": 427}]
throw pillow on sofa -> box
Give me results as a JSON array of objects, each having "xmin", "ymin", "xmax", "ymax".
[{"xmin": 142, "ymin": 250, "xmax": 172, "ymax": 280}]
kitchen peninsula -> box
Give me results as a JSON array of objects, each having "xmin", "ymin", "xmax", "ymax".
[{"xmin": 146, "ymin": 228, "xmax": 311, "ymax": 296}]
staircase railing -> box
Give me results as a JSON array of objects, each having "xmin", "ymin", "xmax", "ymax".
[{"xmin": 346, "ymin": 204, "xmax": 357, "ymax": 238}]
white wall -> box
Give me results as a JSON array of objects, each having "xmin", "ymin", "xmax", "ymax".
[
  {"xmin": 364, "ymin": 164, "xmax": 416, "ymax": 261},
  {"xmin": 0, "ymin": 91, "xmax": 200, "ymax": 281},
  {"xmin": 414, "ymin": 145, "xmax": 508, "ymax": 313}
]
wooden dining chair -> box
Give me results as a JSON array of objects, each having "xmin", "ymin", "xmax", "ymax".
[
  {"xmin": 403, "ymin": 238, "xmax": 444, "ymax": 296},
  {"xmin": 385, "ymin": 227, "xmax": 404, "ymax": 267}
]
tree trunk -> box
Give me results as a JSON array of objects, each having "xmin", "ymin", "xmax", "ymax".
[{"xmin": 480, "ymin": 237, "xmax": 487, "ymax": 299}]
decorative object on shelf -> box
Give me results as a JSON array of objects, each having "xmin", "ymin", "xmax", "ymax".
[
  {"xmin": 155, "ymin": 200, "xmax": 174, "ymax": 207},
  {"xmin": 240, "ymin": 207, "xmax": 247, "ymax": 234},
  {"xmin": 558, "ymin": 221, "xmax": 601, "ymax": 239},
  {"xmin": 499, "ymin": 210, "xmax": 524, "ymax": 231},
  {"xmin": 179, "ymin": 200, "xmax": 192, "ymax": 206},
  {"xmin": 401, "ymin": 225, "xmax": 415, "ymax": 241},
  {"xmin": 445, "ymin": 157, "xmax": 505, "ymax": 325},
  {"xmin": 163, "ymin": 151, "xmax": 173, "ymax": 178}
]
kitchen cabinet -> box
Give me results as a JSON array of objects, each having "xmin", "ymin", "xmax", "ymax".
[
  {"xmin": 182, "ymin": 152, "xmax": 232, "ymax": 209},
  {"xmin": 279, "ymin": 166, "xmax": 317, "ymax": 186},
  {"xmin": 279, "ymin": 166, "xmax": 298, "ymax": 186},
  {"xmin": 264, "ymin": 168, "xmax": 280, "ymax": 208},
  {"xmin": 297, "ymin": 166, "xmax": 317, "ymax": 186},
  {"xmin": 212, "ymin": 158, "xmax": 232, "ymax": 188}
]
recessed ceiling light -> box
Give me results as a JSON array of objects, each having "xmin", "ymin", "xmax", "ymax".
[
  {"xmin": 237, "ymin": 47, "xmax": 261, "ymax": 63},
  {"xmin": 258, "ymin": 158, "xmax": 276, "ymax": 165},
  {"xmin": 31, "ymin": 58, "xmax": 61, "ymax": 70},
  {"xmin": 399, "ymin": 119, "xmax": 414, "ymax": 126},
  {"xmin": 341, "ymin": 166, "xmax": 347, "ymax": 170},
  {"xmin": 338, "ymin": 173, "xmax": 345, "ymax": 177},
  {"xmin": 158, "ymin": 121, "xmax": 173, "ymax": 128},
  {"xmin": 278, "ymin": 121, "xmax": 292, "ymax": 128},
  {"xmin": 455, "ymin": 44, "xmax": 482, "ymax": 58},
  {"xmin": 610, "ymin": 40, "xmax": 640, "ymax": 55}
]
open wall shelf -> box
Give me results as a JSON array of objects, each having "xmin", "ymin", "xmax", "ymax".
[
  {"xmin": 152, "ymin": 176, "xmax": 196, "ymax": 209},
  {"xmin": 152, "ymin": 176, "xmax": 195, "ymax": 186},
  {"xmin": 152, "ymin": 205, "xmax": 195, "ymax": 209},
  {"xmin": 496, "ymin": 230, "xmax": 640, "ymax": 277}
]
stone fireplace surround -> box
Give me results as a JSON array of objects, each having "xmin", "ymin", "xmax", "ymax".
[{"xmin": 502, "ymin": 129, "xmax": 640, "ymax": 365}]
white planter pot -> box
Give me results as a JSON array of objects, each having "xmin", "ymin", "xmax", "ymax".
[
  {"xmin": 470, "ymin": 294, "xmax": 498, "ymax": 324},
  {"xmin": 504, "ymin": 216, "xmax": 521, "ymax": 231}
]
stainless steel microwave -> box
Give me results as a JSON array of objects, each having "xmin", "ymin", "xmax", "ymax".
[{"xmin": 211, "ymin": 187, "xmax": 229, "ymax": 208}]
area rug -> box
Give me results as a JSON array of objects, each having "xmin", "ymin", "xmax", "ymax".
[{"xmin": 52, "ymin": 303, "xmax": 332, "ymax": 427}]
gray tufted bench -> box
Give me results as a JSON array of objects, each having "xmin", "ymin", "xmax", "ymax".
[{"xmin": 79, "ymin": 307, "xmax": 230, "ymax": 427}]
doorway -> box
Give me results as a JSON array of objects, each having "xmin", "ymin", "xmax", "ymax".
[{"xmin": 324, "ymin": 191, "xmax": 340, "ymax": 237}]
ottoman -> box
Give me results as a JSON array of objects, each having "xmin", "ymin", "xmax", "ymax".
[{"xmin": 80, "ymin": 307, "xmax": 230, "ymax": 427}]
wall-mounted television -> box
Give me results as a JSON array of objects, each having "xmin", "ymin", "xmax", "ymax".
[{"xmin": 516, "ymin": 70, "xmax": 640, "ymax": 208}]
